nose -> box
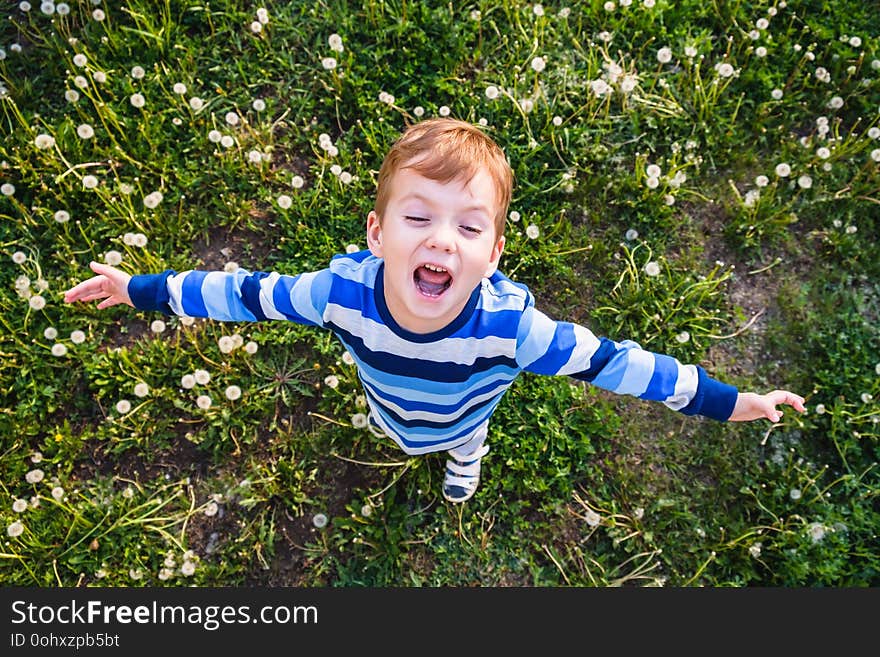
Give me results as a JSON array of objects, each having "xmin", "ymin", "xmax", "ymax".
[{"xmin": 426, "ymin": 222, "xmax": 457, "ymax": 252}]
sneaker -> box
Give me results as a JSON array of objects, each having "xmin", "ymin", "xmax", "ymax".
[{"xmin": 442, "ymin": 444, "xmax": 490, "ymax": 503}]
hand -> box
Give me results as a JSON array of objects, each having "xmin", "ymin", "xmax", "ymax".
[
  {"xmin": 728, "ymin": 390, "xmax": 807, "ymax": 423},
  {"xmin": 63, "ymin": 261, "xmax": 133, "ymax": 309}
]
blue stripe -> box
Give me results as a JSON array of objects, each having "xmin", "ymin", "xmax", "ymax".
[
  {"xmin": 641, "ymin": 353, "xmax": 678, "ymax": 401},
  {"xmin": 181, "ymin": 271, "xmax": 208, "ymax": 317},
  {"xmin": 359, "ymin": 374, "xmax": 513, "ymax": 416},
  {"xmin": 365, "ymin": 386, "xmax": 502, "ymax": 430},
  {"xmin": 240, "ymin": 272, "xmax": 269, "ymax": 321},
  {"xmin": 570, "ymin": 338, "xmax": 619, "ymax": 382},
  {"xmin": 330, "ymin": 323, "xmax": 519, "ymax": 382},
  {"xmin": 523, "ymin": 322, "xmax": 576, "ymax": 374},
  {"xmin": 350, "ymin": 347, "xmax": 519, "ymax": 398}
]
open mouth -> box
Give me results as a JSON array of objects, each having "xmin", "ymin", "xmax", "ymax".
[{"xmin": 413, "ymin": 263, "xmax": 452, "ymax": 297}]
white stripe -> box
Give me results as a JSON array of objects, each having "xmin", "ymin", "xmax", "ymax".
[
  {"xmin": 515, "ymin": 307, "xmax": 556, "ymax": 369},
  {"xmin": 329, "ymin": 254, "xmax": 380, "ymax": 287},
  {"xmin": 167, "ymin": 272, "xmax": 187, "ymax": 316},
  {"xmin": 555, "ymin": 323, "xmax": 602, "ymax": 376},
  {"xmin": 612, "ymin": 348, "xmax": 653, "ymax": 396},
  {"xmin": 326, "ymin": 304, "xmax": 516, "ymax": 364},
  {"xmin": 364, "ymin": 380, "xmax": 509, "ymax": 423},
  {"xmin": 663, "ymin": 363, "xmax": 697, "ymax": 410}
]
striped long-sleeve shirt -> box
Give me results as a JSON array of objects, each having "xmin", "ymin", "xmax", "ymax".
[{"xmin": 128, "ymin": 251, "xmax": 738, "ymax": 455}]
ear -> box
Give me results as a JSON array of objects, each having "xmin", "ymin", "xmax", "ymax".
[
  {"xmin": 366, "ymin": 210, "xmax": 383, "ymax": 258},
  {"xmin": 484, "ymin": 235, "xmax": 505, "ymax": 277}
]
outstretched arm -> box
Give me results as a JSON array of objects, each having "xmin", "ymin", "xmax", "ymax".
[
  {"xmin": 63, "ymin": 261, "xmax": 133, "ymax": 309},
  {"xmin": 728, "ymin": 390, "xmax": 806, "ymax": 422}
]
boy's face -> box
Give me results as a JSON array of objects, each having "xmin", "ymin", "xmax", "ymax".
[{"xmin": 367, "ymin": 165, "xmax": 505, "ymax": 334}]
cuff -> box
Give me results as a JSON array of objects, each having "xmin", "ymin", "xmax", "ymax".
[
  {"xmin": 679, "ymin": 366, "xmax": 739, "ymax": 421},
  {"xmin": 128, "ymin": 270, "xmax": 177, "ymax": 314}
]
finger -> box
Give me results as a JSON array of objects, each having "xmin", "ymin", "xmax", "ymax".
[
  {"xmin": 96, "ymin": 297, "xmax": 120, "ymax": 310},
  {"xmin": 64, "ymin": 277, "xmax": 103, "ymax": 301},
  {"xmin": 77, "ymin": 291, "xmax": 111, "ymax": 303}
]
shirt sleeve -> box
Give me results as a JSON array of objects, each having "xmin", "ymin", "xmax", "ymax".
[
  {"xmin": 127, "ymin": 267, "xmax": 333, "ymax": 328},
  {"xmin": 514, "ymin": 305, "xmax": 738, "ymax": 421}
]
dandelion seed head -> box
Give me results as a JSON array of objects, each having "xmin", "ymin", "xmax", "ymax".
[
  {"xmin": 625, "ymin": 228, "xmax": 639, "ymax": 241},
  {"xmin": 65, "ymin": 89, "xmax": 79, "ymax": 102},
  {"xmin": 815, "ymin": 403, "xmax": 826, "ymax": 414},
  {"xmin": 531, "ymin": 56, "xmax": 546, "ymax": 72},
  {"xmin": 716, "ymin": 62, "xmax": 735, "ymax": 78},
  {"xmin": 104, "ymin": 250, "xmax": 122, "ymax": 266},
  {"xmin": 70, "ymin": 329, "xmax": 86, "ymax": 344},
  {"xmin": 485, "ymin": 85, "xmax": 499, "ymax": 100},
  {"xmin": 797, "ymin": 175, "xmax": 813, "ymax": 189},
  {"xmin": 25, "ymin": 469, "xmax": 44, "ymax": 484},
  {"xmin": 675, "ymin": 331, "xmax": 690, "ymax": 343},
  {"xmin": 225, "ymin": 385, "xmax": 242, "ymax": 401},
  {"xmin": 134, "ymin": 382, "xmax": 149, "ymax": 398},
  {"xmin": 189, "ymin": 96, "xmax": 204, "ymax": 111},
  {"xmin": 51, "ymin": 343, "xmax": 68, "ymax": 357},
  {"xmin": 351, "ymin": 413, "xmax": 368, "ymax": 429},
  {"xmin": 7, "ymin": 521, "xmax": 24, "ymax": 538},
  {"xmin": 277, "ymin": 194, "xmax": 292, "ymax": 209},
  {"xmin": 657, "ymin": 47, "xmax": 672, "ymax": 64},
  {"xmin": 413, "ymin": 106, "xmax": 425, "ymax": 117},
  {"xmin": 774, "ymin": 163, "xmax": 791, "ymax": 177},
  {"xmin": 44, "ymin": 327, "xmax": 58, "ymax": 340},
  {"xmin": 181, "ymin": 374, "xmax": 196, "ymax": 389},
  {"xmin": 196, "ymin": 395, "xmax": 212, "ymax": 410},
  {"xmin": 312, "ymin": 513, "xmax": 328, "ymax": 528},
  {"xmin": 644, "ymin": 261, "xmax": 661, "ymax": 277},
  {"xmin": 203, "ymin": 501, "xmax": 218, "ymax": 516},
  {"xmin": 439, "ymin": 105, "xmax": 451, "ymax": 117},
  {"xmin": 129, "ymin": 93, "xmax": 145, "ymax": 108},
  {"xmin": 525, "ymin": 223, "xmax": 540, "ymax": 239},
  {"xmin": 143, "ymin": 191, "xmax": 163, "ymax": 209},
  {"xmin": 220, "ymin": 135, "xmax": 234, "ymax": 148}
]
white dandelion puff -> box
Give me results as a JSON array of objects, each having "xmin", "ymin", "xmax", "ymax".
[{"xmin": 644, "ymin": 261, "xmax": 661, "ymax": 277}]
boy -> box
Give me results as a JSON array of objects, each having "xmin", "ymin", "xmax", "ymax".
[{"xmin": 64, "ymin": 118, "xmax": 806, "ymax": 503}]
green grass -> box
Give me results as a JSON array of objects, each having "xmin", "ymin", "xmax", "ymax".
[{"xmin": 1, "ymin": 0, "xmax": 878, "ymax": 587}]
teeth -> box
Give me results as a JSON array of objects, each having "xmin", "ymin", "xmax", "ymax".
[{"xmin": 423, "ymin": 264, "xmax": 447, "ymax": 273}]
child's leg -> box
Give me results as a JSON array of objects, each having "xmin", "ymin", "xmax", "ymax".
[{"xmin": 443, "ymin": 421, "xmax": 490, "ymax": 504}]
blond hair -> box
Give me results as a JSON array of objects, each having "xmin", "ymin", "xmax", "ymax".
[{"xmin": 374, "ymin": 118, "xmax": 513, "ymax": 237}]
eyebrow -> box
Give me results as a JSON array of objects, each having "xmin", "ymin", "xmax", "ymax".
[{"xmin": 399, "ymin": 193, "xmax": 492, "ymax": 217}]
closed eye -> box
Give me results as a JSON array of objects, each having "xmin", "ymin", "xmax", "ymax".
[
  {"xmin": 461, "ymin": 225, "xmax": 482, "ymax": 235},
  {"xmin": 404, "ymin": 215, "xmax": 428, "ymax": 223}
]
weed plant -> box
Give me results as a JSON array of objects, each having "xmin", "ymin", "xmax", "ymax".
[{"xmin": 1, "ymin": 0, "xmax": 878, "ymax": 587}]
